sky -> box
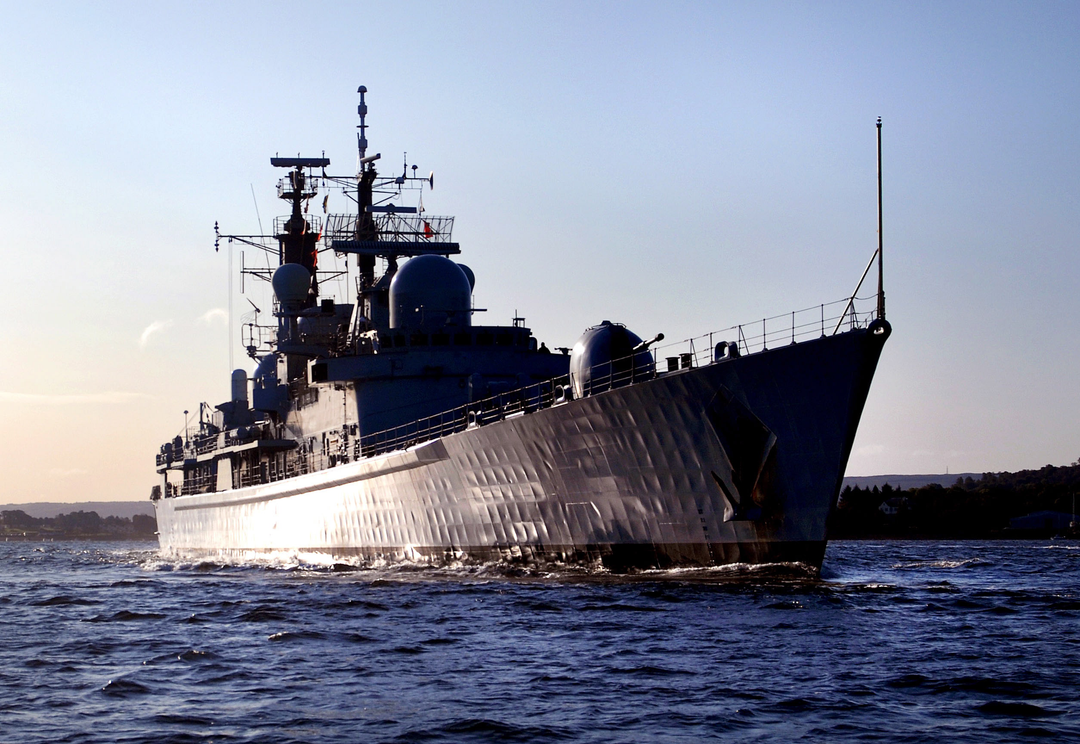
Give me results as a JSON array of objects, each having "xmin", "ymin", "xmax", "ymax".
[{"xmin": 1, "ymin": 1, "xmax": 1078, "ymax": 504}]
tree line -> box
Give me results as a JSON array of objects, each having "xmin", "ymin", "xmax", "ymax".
[
  {"xmin": 0, "ymin": 510, "xmax": 157, "ymax": 540},
  {"xmin": 830, "ymin": 462, "xmax": 1080, "ymax": 538},
  {"xmin": 3, "ymin": 462, "xmax": 1078, "ymax": 541}
]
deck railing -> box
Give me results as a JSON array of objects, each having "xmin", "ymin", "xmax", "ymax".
[
  {"xmin": 324, "ymin": 213, "xmax": 455, "ymax": 244},
  {"xmin": 355, "ymin": 293, "xmax": 881, "ymax": 459},
  {"xmin": 651, "ymin": 293, "xmax": 880, "ymax": 371},
  {"xmin": 271, "ymin": 214, "xmax": 323, "ymax": 236},
  {"xmin": 161, "ymin": 292, "xmax": 880, "ymax": 493}
]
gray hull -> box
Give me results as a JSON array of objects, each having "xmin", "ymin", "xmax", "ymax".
[{"xmin": 155, "ymin": 322, "xmax": 889, "ymax": 570}]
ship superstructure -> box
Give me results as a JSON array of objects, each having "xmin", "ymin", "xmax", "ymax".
[{"xmin": 152, "ymin": 89, "xmax": 890, "ymax": 571}]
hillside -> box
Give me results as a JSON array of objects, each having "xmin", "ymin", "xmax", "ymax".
[
  {"xmin": 1, "ymin": 509, "xmax": 156, "ymax": 540},
  {"xmin": 0, "ymin": 501, "xmax": 155, "ymax": 520},
  {"xmin": 832, "ymin": 462, "xmax": 1080, "ymax": 538}
]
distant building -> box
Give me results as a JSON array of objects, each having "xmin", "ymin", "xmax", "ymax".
[{"xmin": 878, "ymin": 496, "xmax": 908, "ymax": 517}]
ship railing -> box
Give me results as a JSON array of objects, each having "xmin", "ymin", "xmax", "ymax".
[
  {"xmin": 355, "ymin": 293, "xmax": 882, "ymax": 459},
  {"xmin": 272, "ymin": 215, "xmax": 323, "ymax": 236},
  {"xmin": 357, "ymin": 378, "xmax": 565, "ymax": 458},
  {"xmin": 179, "ymin": 466, "xmax": 217, "ymax": 496},
  {"xmin": 652, "ymin": 293, "xmax": 881, "ymax": 370},
  {"xmin": 242, "ymin": 321, "xmax": 277, "ymax": 355},
  {"xmin": 161, "ymin": 296, "xmax": 882, "ymax": 477},
  {"xmin": 357, "ymin": 356, "xmax": 668, "ymax": 458},
  {"xmin": 324, "ymin": 213, "xmax": 454, "ymax": 244}
]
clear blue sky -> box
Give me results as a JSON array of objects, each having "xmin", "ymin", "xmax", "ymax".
[{"xmin": 1, "ymin": 1, "xmax": 1077, "ymax": 503}]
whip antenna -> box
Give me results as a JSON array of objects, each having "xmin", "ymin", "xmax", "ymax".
[
  {"xmin": 876, "ymin": 117, "xmax": 885, "ymax": 321},
  {"xmin": 357, "ymin": 86, "xmax": 369, "ymax": 171}
]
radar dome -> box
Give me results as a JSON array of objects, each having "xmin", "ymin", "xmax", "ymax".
[
  {"xmin": 253, "ymin": 353, "xmax": 279, "ymax": 383},
  {"xmin": 456, "ymin": 263, "xmax": 476, "ymax": 291},
  {"xmin": 272, "ymin": 263, "xmax": 311, "ymax": 304},
  {"xmin": 389, "ymin": 255, "xmax": 472, "ymax": 331},
  {"xmin": 570, "ymin": 321, "xmax": 654, "ymax": 398}
]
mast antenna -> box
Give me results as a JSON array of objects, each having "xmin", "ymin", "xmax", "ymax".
[
  {"xmin": 250, "ymin": 184, "xmax": 264, "ymax": 235},
  {"xmin": 876, "ymin": 116, "xmax": 885, "ymax": 321},
  {"xmin": 357, "ymin": 85, "xmax": 369, "ymax": 171}
]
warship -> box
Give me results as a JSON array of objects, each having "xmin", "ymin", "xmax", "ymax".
[{"xmin": 152, "ymin": 88, "xmax": 891, "ymax": 570}]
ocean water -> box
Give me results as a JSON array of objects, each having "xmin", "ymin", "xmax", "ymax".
[{"xmin": 1, "ymin": 540, "xmax": 1078, "ymax": 743}]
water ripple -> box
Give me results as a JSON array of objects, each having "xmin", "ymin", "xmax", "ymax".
[{"xmin": 0, "ymin": 539, "xmax": 1078, "ymax": 743}]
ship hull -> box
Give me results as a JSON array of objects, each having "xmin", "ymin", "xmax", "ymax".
[{"xmin": 155, "ymin": 323, "xmax": 889, "ymax": 571}]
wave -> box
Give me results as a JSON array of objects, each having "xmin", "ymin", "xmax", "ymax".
[
  {"xmin": 891, "ymin": 557, "xmax": 992, "ymax": 570},
  {"xmin": 136, "ymin": 546, "xmax": 821, "ymax": 585}
]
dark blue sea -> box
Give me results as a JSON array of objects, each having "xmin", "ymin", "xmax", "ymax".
[{"xmin": 2, "ymin": 540, "xmax": 1078, "ymax": 743}]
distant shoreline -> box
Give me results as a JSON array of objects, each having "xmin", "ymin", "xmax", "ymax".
[
  {"xmin": 4, "ymin": 464, "xmax": 1076, "ymax": 543},
  {"xmin": 841, "ymin": 473, "xmax": 982, "ymax": 491},
  {"xmin": 1, "ymin": 509, "xmax": 156, "ymax": 542},
  {"xmin": 2, "ymin": 535, "xmax": 158, "ymax": 543},
  {"xmin": 833, "ymin": 463, "xmax": 1080, "ymax": 540},
  {"xmin": 0, "ymin": 501, "xmax": 154, "ymax": 520}
]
